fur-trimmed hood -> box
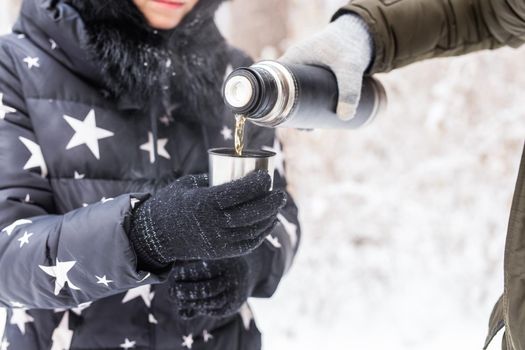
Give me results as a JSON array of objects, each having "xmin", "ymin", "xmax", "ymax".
[{"xmin": 15, "ymin": 0, "xmax": 232, "ymax": 125}]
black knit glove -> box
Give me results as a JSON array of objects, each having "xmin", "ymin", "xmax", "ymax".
[
  {"xmin": 169, "ymin": 250, "xmax": 266, "ymax": 319},
  {"xmin": 129, "ymin": 171, "xmax": 286, "ymax": 270}
]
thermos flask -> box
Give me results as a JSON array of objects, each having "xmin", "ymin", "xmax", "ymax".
[{"xmin": 223, "ymin": 60, "xmax": 386, "ymax": 129}]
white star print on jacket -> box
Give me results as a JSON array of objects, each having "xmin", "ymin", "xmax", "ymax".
[
  {"xmin": 203, "ymin": 330, "xmax": 213, "ymax": 343},
  {"xmin": 49, "ymin": 39, "xmax": 58, "ymax": 50},
  {"xmin": 220, "ymin": 126, "xmax": 233, "ymax": 140},
  {"xmin": 120, "ymin": 338, "xmax": 136, "ymax": 349},
  {"xmin": 19, "ymin": 137, "xmax": 48, "ymax": 177},
  {"xmin": 159, "ymin": 114, "xmax": 174, "ymax": 126},
  {"xmin": 22, "ymin": 56, "xmax": 39, "ymax": 69},
  {"xmin": 1, "ymin": 219, "xmax": 32, "ymax": 236},
  {"xmin": 96, "ymin": 275, "xmax": 113, "ymax": 287},
  {"xmin": 63, "ymin": 109, "xmax": 114, "ymax": 160},
  {"xmin": 10, "ymin": 309, "xmax": 34, "ymax": 334},
  {"xmin": 140, "ymin": 132, "xmax": 170, "ymax": 163},
  {"xmin": 121, "ymin": 285, "xmax": 154, "ymax": 308},
  {"xmin": 73, "ymin": 171, "xmax": 85, "ymax": 179},
  {"xmin": 50, "ymin": 312, "xmax": 73, "ymax": 350},
  {"xmin": 148, "ymin": 313, "xmax": 158, "ymax": 324},
  {"xmin": 182, "ymin": 334, "xmax": 194, "ymax": 349},
  {"xmin": 0, "ymin": 93, "xmax": 16, "ymax": 119},
  {"xmin": 17, "ymin": 232, "xmax": 33, "ymax": 248},
  {"xmin": 10, "ymin": 301, "xmax": 25, "ymax": 308},
  {"xmin": 39, "ymin": 259, "xmax": 81, "ymax": 296}
]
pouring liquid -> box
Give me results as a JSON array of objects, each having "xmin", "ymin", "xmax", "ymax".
[{"xmin": 234, "ymin": 114, "xmax": 247, "ymax": 156}]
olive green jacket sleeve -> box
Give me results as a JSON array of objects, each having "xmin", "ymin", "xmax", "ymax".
[{"xmin": 334, "ymin": 0, "xmax": 525, "ymax": 73}]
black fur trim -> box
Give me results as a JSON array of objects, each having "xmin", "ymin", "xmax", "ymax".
[{"xmin": 66, "ymin": 0, "xmax": 230, "ymax": 125}]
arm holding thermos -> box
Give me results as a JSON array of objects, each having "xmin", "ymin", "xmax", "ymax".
[
  {"xmin": 275, "ymin": 0, "xmax": 525, "ymax": 125},
  {"xmin": 223, "ymin": 15, "xmax": 383, "ymax": 129},
  {"xmin": 280, "ymin": 14, "xmax": 373, "ymax": 120},
  {"xmin": 276, "ymin": 1, "xmax": 525, "ymax": 349}
]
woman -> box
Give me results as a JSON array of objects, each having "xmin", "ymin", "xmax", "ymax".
[{"xmin": 0, "ymin": 0, "xmax": 300, "ymax": 349}]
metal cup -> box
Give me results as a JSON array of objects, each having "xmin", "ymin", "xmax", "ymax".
[{"xmin": 208, "ymin": 148, "xmax": 276, "ymax": 188}]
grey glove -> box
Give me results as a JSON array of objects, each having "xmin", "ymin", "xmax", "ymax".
[
  {"xmin": 129, "ymin": 171, "xmax": 286, "ymax": 270},
  {"xmin": 280, "ymin": 14, "xmax": 373, "ymax": 120}
]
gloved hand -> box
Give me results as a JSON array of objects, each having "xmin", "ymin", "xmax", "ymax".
[
  {"xmin": 169, "ymin": 250, "xmax": 265, "ymax": 319},
  {"xmin": 129, "ymin": 171, "xmax": 286, "ymax": 270},
  {"xmin": 280, "ymin": 14, "xmax": 373, "ymax": 120}
]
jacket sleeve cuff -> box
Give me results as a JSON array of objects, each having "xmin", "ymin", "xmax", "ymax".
[
  {"xmin": 58, "ymin": 193, "xmax": 172, "ymax": 302},
  {"xmin": 332, "ymin": 5, "xmax": 389, "ymax": 74},
  {"xmin": 127, "ymin": 199, "xmax": 174, "ymax": 273}
]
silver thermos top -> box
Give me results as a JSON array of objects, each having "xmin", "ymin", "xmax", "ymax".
[{"xmin": 223, "ymin": 60, "xmax": 386, "ymax": 129}]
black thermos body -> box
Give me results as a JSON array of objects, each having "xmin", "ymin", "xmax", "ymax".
[{"xmin": 223, "ymin": 61, "xmax": 386, "ymax": 129}]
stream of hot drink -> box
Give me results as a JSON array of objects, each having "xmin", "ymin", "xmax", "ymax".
[{"xmin": 234, "ymin": 114, "xmax": 246, "ymax": 156}]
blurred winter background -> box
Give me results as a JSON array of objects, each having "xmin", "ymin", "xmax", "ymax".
[{"xmin": 1, "ymin": 0, "xmax": 525, "ymax": 349}]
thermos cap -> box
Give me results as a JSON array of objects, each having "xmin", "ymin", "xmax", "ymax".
[
  {"xmin": 223, "ymin": 64, "xmax": 281, "ymax": 119},
  {"xmin": 224, "ymin": 76, "xmax": 254, "ymax": 108}
]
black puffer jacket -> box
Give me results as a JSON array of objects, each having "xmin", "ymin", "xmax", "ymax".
[{"xmin": 0, "ymin": 1, "xmax": 300, "ymax": 349}]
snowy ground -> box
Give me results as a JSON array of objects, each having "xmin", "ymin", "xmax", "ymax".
[{"xmin": 1, "ymin": 1, "xmax": 525, "ymax": 349}]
